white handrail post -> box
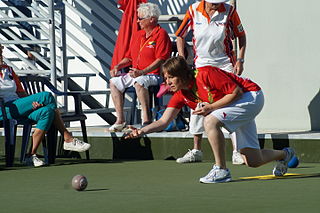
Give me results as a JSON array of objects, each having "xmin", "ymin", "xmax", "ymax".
[
  {"xmin": 57, "ymin": 0, "xmax": 68, "ymax": 111},
  {"xmin": 49, "ymin": 0, "xmax": 57, "ymax": 87}
]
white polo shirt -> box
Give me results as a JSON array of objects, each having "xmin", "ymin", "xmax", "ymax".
[
  {"xmin": 0, "ymin": 65, "xmax": 21, "ymax": 102},
  {"xmin": 175, "ymin": 0, "xmax": 245, "ymax": 68}
]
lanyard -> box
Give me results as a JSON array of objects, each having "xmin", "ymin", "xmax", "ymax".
[
  {"xmin": 139, "ymin": 37, "xmax": 152, "ymax": 53},
  {"xmin": 136, "ymin": 37, "xmax": 152, "ymax": 68},
  {"xmin": 135, "ymin": 26, "xmax": 160, "ymax": 68}
]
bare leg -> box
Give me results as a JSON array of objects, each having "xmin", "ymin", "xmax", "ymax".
[
  {"xmin": 31, "ymin": 128, "xmax": 46, "ymax": 155},
  {"xmin": 135, "ymin": 83, "xmax": 151, "ymax": 124},
  {"xmin": 230, "ymin": 132, "xmax": 237, "ymax": 151},
  {"xmin": 53, "ymin": 109, "xmax": 91, "ymax": 153},
  {"xmin": 110, "ymin": 81, "xmax": 125, "ymax": 124},
  {"xmin": 53, "ymin": 109, "xmax": 74, "ymax": 142},
  {"xmin": 193, "ymin": 134, "xmax": 202, "ymax": 150},
  {"xmin": 240, "ymin": 148, "xmax": 286, "ymax": 168},
  {"xmin": 204, "ymin": 115, "xmax": 227, "ymax": 169},
  {"xmin": 230, "ymin": 131, "xmax": 245, "ymax": 164}
]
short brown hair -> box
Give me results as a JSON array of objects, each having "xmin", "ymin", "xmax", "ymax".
[{"xmin": 162, "ymin": 56, "xmax": 194, "ymax": 85}]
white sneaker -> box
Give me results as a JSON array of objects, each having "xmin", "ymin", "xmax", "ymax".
[
  {"xmin": 199, "ymin": 165, "xmax": 232, "ymax": 183},
  {"xmin": 176, "ymin": 149, "xmax": 203, "ymax": 163},
  {"xmin": 232, "ymin": 151, "xmax": 245, "ymax": 165},
  {"xmin": 273, "ymin": 147, "xmax": 295, "ymax": 176},
  {"xmin": 25, "ymin": 154, "xmax": 45, "ymax": 167},
  {"xmin": 109, "ymin": 122, "xmax": 126, "ymax": 132},
  {"xmin": 63, "ymin": 138, "xmax": 91, "ymax": 152}
]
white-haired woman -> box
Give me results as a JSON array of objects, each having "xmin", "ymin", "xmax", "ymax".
[{"xmin": 109, "ymin": 2, "xmax": 172, "ymax": 131}]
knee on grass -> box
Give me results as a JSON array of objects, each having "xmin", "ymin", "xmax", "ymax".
[
  {"xmin": 240, "ymin": 149, "xmax": 265, "ymax": 168},
  {"xmin": 244, "ymin": 158, "xmax": 263, "ymax": 168}
]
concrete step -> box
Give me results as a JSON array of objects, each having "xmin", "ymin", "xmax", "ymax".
[
  {"xmin": 1, "ymin": 128, "xmax": 319, "ymax": 163},
  {"xmin": 83, "ymin": 106, "xmax": 130, "ymax": 114}
]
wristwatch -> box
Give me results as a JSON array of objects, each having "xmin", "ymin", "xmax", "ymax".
[{"xmin": 237, "ymin": 58, "xmax": 245, "ymax": 63}]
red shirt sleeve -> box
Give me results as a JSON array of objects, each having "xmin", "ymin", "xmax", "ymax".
[
  {"xmin": 229, "ymin": 9, "xmax": 245, "ymax": 37},
  {"xmin": 167, "ymin": 92, "xmax": 185, "ymax": 109},
  {"xmin": 154, "ymin": 29, "xmax": 172, "ymax": 60}
]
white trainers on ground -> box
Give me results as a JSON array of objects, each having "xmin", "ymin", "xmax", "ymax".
[
  {"xmin": 232, "ymin": 151, "xmax": 245, "ymax": 165},
  {"xmin": 25, "ymin": 154, "xmax": 45, "ymax": 167},
  {"xmin": 176, "ymin": 149, "xmax": 203, "ymax": 163},
  {"xmin": 273, "ymin": 147, "xmax": 296, "ymax": 176},
  {"xmin": 63, "ymin": 138, "xmax": 91, "ymax": 152},
  {"xmin": 199, "ymin": 165, "xmax": 232, "ymax": 183},
  {"xmin": 109, "ymin": 122, "xmax": 126, "ymax": 132}
]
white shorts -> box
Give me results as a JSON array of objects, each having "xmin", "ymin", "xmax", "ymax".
[
  {"xmin": 189, "ymin": 63, "xmax": 234, "ymax": 134},
  {"xmin": 189, "ymin": 104, "xmax": 205, "ymax": 135},
  {"xmin": 210, "ymin": 90, "xmax": 264, "ymax": 150},
  {"xmin": 110, "ymin": 74, "xmax": 161, "ymax": 93}
]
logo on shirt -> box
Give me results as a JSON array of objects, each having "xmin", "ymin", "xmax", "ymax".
[
  {"xmin": 195, "ymin": 22, "xmax": 202, "ymax": 25},
  {"xmin": 214, "ymin": 21, "xmax": 226, "ymax": 26},
  {"xmin": 223, "ymin": 112, "xmax": 227, "ymax": 119},
  {"xmin": 237, "ymin": 24, "xmax": 244, "ymax": 32},
  {"xmin": 146, "ymin": 41, "xmax": 156, "ymax": 48}
]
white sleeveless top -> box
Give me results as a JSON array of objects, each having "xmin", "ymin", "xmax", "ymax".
[{"xmin": 0, "ymin": 66, "xmax": 19, "ymax": 102}]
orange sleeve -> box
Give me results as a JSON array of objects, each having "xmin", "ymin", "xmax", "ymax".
[
  {"xmin": 175, "ymin": 6, "xmax": 193, "ymax": 38},
  {"xmin": 230, "ymin": 9, "xmax": 245, "ymax": 37}
]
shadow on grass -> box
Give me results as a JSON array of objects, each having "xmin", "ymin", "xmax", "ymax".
[
  {"xmin": 0, "ymin": 157, "xmax": 153, "ymax": 171},
  {"xmin": 233, "ymin": 173, "xmax": 320, "ymax": 182},
  {"xmin": 0, "ymin": 156, "xmax": 158, "ymax": 171},
  {"xmin": 84, "ymin": 188, "xmax": 110, "ymax": 192}
]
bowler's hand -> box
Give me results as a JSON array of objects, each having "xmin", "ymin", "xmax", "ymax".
[
  {"xmin": 32, "ymin": 102, "xmax": 43, "ymax": 110},
  {"xmin": 124, "ymin": 126, "xmax": 144, "ymax": 139},
  {"xmin": 192, "ymin": 103, "xmax": 213, "ymax": 116},
  {"xmin": 233, "ymin": 61, "xmax": 244, "ymax": 76},
  {"xmin": 110, "ymin": 67, "xmax": 119, "ymax": 77}
]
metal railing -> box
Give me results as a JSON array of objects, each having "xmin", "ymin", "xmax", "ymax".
[
  {"xmin": 0, "ymin": 0, "xmax": 189, "ymax": 125},
  {"xmin": 0, "ymin": 0, "xmax": 57, "ymax": 80}
]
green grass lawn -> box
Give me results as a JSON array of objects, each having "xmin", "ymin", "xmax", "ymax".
[{"xmin": 0, "ymin": 160, "xmax": 319, "ymax": 213}]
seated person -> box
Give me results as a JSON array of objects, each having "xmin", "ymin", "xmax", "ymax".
[
  {"xmin": 126, "ymin": 57, "xmax": 297, "ymax": 183},
  {"xmin": 109, "ymin": 2, "xmax": 172, "ymax": 131},
  {"xmin": 0, "ymin": 44, "xmax": 90, "ymax": 167}
]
